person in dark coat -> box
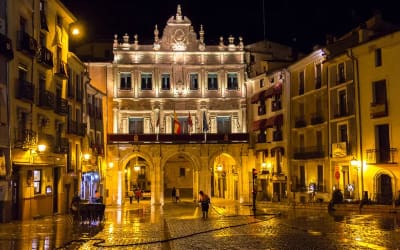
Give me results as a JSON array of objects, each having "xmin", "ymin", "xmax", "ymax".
[{"xmin": 199, "ymin": 190, "xmax": 210, "ymax": 219}]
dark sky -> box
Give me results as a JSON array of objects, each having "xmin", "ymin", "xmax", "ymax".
[{"xmin": 61, "ymin": 0, "xmax": 398, "ymax": 53}]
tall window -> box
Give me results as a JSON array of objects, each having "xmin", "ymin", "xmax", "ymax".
[
  {"xmin": 227, "ymin": 72, "xmax": 238, "ymax": 90},
  {"xmin": 207, "ymin": 73, "xmax": 218, "ymax": 90},
  {"xmin": 161, "ymin": 73, "xmax": 170, "ymax": 90},
  {"xmin": 338, "ymin": 124, "xmax": 348, "ymax": 142},
  {"xmin": 317, "ymin": 165, "xmax": 323, "ymax": 191},
  {"xmin": 299, "ymin": 71, "xmax": 304, "ymax": 95},
  {"xmin": 260, "ymin": 78, "xmax": 264, "ymax": 88},
  {"xmin": 129, "ymin": 118, "xmax": 144, "ymax": 134},
  {"xmin": 216, "ymin": 116, "xmax": 231, "ymax": 134},
  {"xmin": 189, "ymin": 73, "xmax": 199, "ymax": 90},
  {"xmin": 372, "ymin": 80, "xmax": 387, "ymax": 105},
  {"xmin": 315, "ymin": 63, "xmax": 322, "ymax": 88},
  {"xmin": 375, "ymin": 48, "xmax": 382, "ymax": 67},
  {"xmin": 299, "ymin": 165, "xmax": 305, "ymax": 188},
  {"xmin": 338, "ymin": 89, "xmax": 347, "ymax": 116},
  {"xmin": 120, "ymin": 72, "xmax": 131, "ymax": 90},
  {"xmin": 141, "ymin": 73, "xmax": 152, "ymax": 90},
  {"xmin": 338, "ymin": 62, "xmax": 345, "ymax": 83}
]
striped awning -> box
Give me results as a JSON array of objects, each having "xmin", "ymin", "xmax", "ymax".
[
  {"xmin": 265, "ymin": 114, "xmax": 283, "ymax": 128},
  {"xmin": 252, "ymin": 119, "xmax": 267, "ymax": 131}
]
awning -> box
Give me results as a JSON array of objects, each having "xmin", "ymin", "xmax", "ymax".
[
  {"xmin": 251, "ymin": 90, "xmax": 266, "ymax": 104},
  {"xmin": 265, "ymin": 114, "xmax": 283, "ymax": 127},
  {"xmin": 252, "ymin": 119, "xmax": 267, "ymax": 131},
  {"xmin": 264, "ymin": 83, "xmax": 282, "ymax": 99}
]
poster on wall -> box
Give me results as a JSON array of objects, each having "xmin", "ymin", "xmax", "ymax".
[{"xmin": 0, "ymin": 152, "xmax": 6, "ymax": 177}]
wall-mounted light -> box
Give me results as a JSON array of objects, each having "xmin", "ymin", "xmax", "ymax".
[
  {"xmin": 108, "ymin": 162, "xmax": 114, "ymax": 168},
  {"xmin": 350, "ymin": 156, "xmax": 360, "ymax": 167},
  {"xmin": 83, "ymin": 153, "xmax": 91, "ymax": 161},
  {"xmin": 37, "ymin": 144, "xmax": 46, "ymax": 153}
]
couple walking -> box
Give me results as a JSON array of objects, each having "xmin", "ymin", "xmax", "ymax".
[{"xmin": 171, "ymin": 187, "xmax": 180, "ymax": 202}]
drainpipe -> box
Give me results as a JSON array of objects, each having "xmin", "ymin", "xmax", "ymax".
[{"xmin": 346, "ymin": 49, "xmax": 364, "ymax": 198}]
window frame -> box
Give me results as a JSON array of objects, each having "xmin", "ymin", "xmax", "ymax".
[
  {"xmin": 161, "ymin": 73, "xmax": 170, "ymax": 90},
  {"xmin": 189, "ymin": 73, "xmax": 199, "ymax": 90},
  {"xmin": 227, "ymin": 72, "xmax": 238, "ymax": 90},
  {"xmin": 120, "ymin": 72, "xmax": 132, "ymax": 90},
  {"xmin": 207, "ymin": 73, "xmax": 218, "ymax": 90},
  {"xmin": 141, "ymin": 73, "xmax": 153, "ymax": 90}
]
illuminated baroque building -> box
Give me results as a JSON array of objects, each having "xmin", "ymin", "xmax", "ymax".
[{"xmin": 89, "ymin": 5, "xmax": 251, "ymax": 205}]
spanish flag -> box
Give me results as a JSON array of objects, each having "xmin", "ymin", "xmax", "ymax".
[{"xmin": 174, "ymin": 110, "xmax": 181, "ymax": 134}]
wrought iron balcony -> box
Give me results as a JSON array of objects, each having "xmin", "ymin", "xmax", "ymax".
[
  {"xmin": 38, "ymin": 90, "xmax": 55, "ymax": 109},
  {"xmin": 310, "ymin": 113, "xmax": 324, "ymax": 125},
  {"xmin": 37, "ymin": 47, "xmax": 53, "ymax": 68},
  {"xmin": 17, "ymin": 31, "xmax": 37, "ymax": 57},
  {"xmin": 294, "ymin": 117, "xmax": 307, "ymax": 128},
  {"xmin": 366, "ymin": 148, "xmax": 397, "ymax": 164},
  {"xmin": 53, "ymin": 137, "xmax": 69, "ymax": 154},
  {"xmin": 0, "ymin": 33, "xmax": 13, "ymax": 60},
  {"xmin": 16, "ymin": 79, "xmax": 35, "ymax": 103},
  {"xmin": 14, "ymin": 128, "xmax": 37, "ymax": 149},
  {"xmin": 67, "ymin": 120, "xmax": 77, "ymax": 134},
  {"xmin": 370, "ymin": 102, "xmax": 388, "ymax": 118},
  {"xmin": 293, "ymin": 146, "xmax": 325, "ymax": 159},
  {"xmin": 77, "ymin": 123, "xmax": 87, "ymax": 136},
  {"xmin": 55, "ymin": 61, "xmax": 68, "ymax": 79},
  {"xmin": 108, "ymin": 133, "xmax": 249, "ymax": 144},
  {"xmin": 55, "ymin": 97, "xmax": 68, "ymax": 115}
]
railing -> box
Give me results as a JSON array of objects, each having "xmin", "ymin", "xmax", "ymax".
[
  {"xmin": 78, "ymin": 123, "xmax": 87, "ymax": 136},
  {"xmin": 37, "ymin": 47, "xmax": 53, "ymax": 68},
  {"xmin": 53, "ymin": 137, "xmax": 69, "ymax": 154},
  {"xmin": 108, "ymin": 133, "xmax": 249, "ymax": 144},
  {"xmin": 38, "ymin": 90, "xmax": 55, "ymax": 109},
  {"xmin": 67, "ymin": 120, "xmax": 78, "ymax": 134},
  {"xmin": 55, "ymin": 97, "xmax": 68, "ymax": 115},
  {"xmin": 271, "ymin": 100, "xmax": 281, "ymax": 111},
  {"xmin": 55, "ymin": 61, "xmax": 68, "ymax": 79},
  {"xmin": 17, "ymin": 31, "xmax": 37, "ymax": 56},
  {"xmin": 370, "ymin": 102, "xmax": 388, "ymax": 118},
  {"xmin": 293, "ymin": 146, "xmax": 325, "ymax": 159},
  {"xmin": 366, "ymin": 148, "xmax": 397, "ymax": 164},
  {"xmin": 310, "ymin": 113, "xmax": 324, "ymax": 125},
  {"xmin": 294, "ymin": 117, "xmax": 307, "ymax": 128},
  {"xmin": 14, "ymin": 128, "xmax": 37, "ymax": 149},
  {"xmin": 16, "ymin": 79, "xmax": 35, "ymax": 103}
]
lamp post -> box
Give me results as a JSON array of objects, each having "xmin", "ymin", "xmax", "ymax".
[
  {"xmin": 252, "ymin": 168, "xmax": 258, "ymax": 214},
  {"xmin": 350, "ymin": 156, "xmax": 361, "ymax": 200}
]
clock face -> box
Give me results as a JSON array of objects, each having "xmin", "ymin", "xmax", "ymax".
[{"xmin": 174, "ymin": 29, "xmax": 185, "ymax": 42}]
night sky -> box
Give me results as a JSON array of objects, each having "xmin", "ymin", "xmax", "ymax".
[{"xmin": 61, "ymin": 0, "xmax": 398, "ymax": 53}]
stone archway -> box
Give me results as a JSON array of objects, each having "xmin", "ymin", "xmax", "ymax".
[
  {"xmin": 162, "ymin": 151, "xmax": 201, "ymax": 203},
  {"xmin": 210, "ymin": 152, "xmax": 239, "ymax": 201},
  {"xmin": 376, "ymin": 173, "xmax": 393, "ymax": 204}
]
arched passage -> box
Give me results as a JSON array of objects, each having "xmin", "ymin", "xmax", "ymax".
[{"xmin": 211, "ymin": 152, "xmax": 239, "ymax": 201}]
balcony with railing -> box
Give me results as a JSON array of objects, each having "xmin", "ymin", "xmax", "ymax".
[
  {"xmin": 16, "ymin": 79, "xmax": 35, "ymax": 103},
  {"xmin": 366, "ymin": 148, "xmax": 397, "ymax": 164},
  {"xmin": 67, "ymin": 120, "xmax": 77, "ymax": 134},
  {"xmin": 294, "ymin": 117, "xmax": 307, "ymax": 128},
  {"xmin": 0, "ymin": 33, "xmax": 14, "ymax": 60},
  {"xmin": 77, "ymin": 123, "xmax": 87, "ymax": 136},
  {"xmin": 55, "ymin": 97, "xmax": 68, "ymax": 115},
  {"xmin": 14, "ymin": 128, "xmax": 37, "ymax": 149},
  {"xmin": 37, "ymin": 47, "xmax": 53, "ymax": 68},
  {"xmin": 17, "ymin": 31, "xmax": 37, "ymax": 57},
  {"xmin": 55, "ymin": 61, "xmax": 68, "ymax": 79},
  {"xmin": 38, "ymin": 90, "xmax": 55, "ymax": 110},
  {"xmin": 53, "ymin": 137, "xmax": 69, "ymax": 154},
  {"xmin": 108, "ymin": 133, "xmax": 249, "ymax": 144},
  {"xmin": 370, "ymin": 102, "xmax": 388, "ymax": 118},
  {"xmin": 293, "ymin": 146, "xmax": 324, "ymax": 159},
  {"xmin": 310, "ymin": 113, "xmax": 324, "ymax": 125}
]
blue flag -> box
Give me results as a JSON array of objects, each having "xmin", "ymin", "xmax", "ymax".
[{"xmin": 203, "ymin": 111, "xmax": 208, "ymax": 132}]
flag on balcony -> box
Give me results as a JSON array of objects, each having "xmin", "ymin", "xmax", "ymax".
[
  {"xmin": 174, "ymin": 110, "xmax": 181, "ymax": 134},
  {"xmin": 202, "ymin": 111, "xmax": 208, "ymax": 132},
  {"xmin": 188, "ymin": 112, "xmax": 193, "ymax": 132}
]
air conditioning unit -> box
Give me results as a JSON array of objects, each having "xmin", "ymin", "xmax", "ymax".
[{"xmin": 0, "ymin": 18, "xmax": 5, "ymax": 35}]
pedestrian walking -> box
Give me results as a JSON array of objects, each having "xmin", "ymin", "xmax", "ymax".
[
  {"xmin": 199, "ymin": 190, "xmax": 210, "ymax": 219},
  {"xmin": 172, "ymin": 187, "xmax": 176, "ymax": 202},
  {"xmin": 135, "ymin": 188, "xmax": 142, "ymax": 203},
  {"xmin": 175, "ymin": 188, "xmax": 180, "ymax": 202},
  {"xmin": 128, "ymin": 190, "xmax": 134, "ymax": 204}
]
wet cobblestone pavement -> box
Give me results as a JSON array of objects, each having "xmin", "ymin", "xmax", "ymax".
[{"xmin": 1, "ymin": 199, "xmax": 400, "ymax": 249}]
